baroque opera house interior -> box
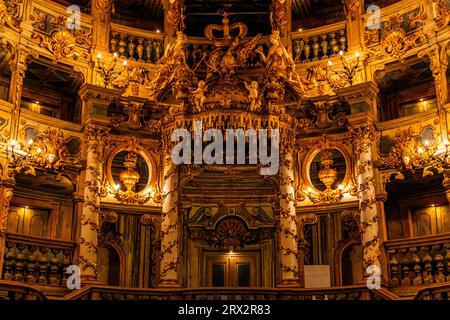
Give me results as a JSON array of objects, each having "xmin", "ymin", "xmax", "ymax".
[{"xmin": 0, "ymin": 0, "xmax": 450, "ymax": 303}]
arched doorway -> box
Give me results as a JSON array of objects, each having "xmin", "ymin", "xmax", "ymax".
[{"xmin": 340, "ymin": 242, "xmax": 363, "ymax": 286}]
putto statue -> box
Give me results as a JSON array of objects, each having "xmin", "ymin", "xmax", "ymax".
[
  {"xmin": 192, "ymin": 80, "xmax": 208, "ymax": 112},
  {"xmin": 257, "ymin": 31, "xmax": 314, "ymax": 97},
  {"xmin": 146, "ymin": 32, "xmax": 193, "ymax": 98},
  {"xmin": 244, "ymin": 81, "xmax": 262, "ymax": 112}
]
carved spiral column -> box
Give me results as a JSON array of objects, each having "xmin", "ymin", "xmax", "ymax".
[
  {"xmin": 278, "ymin": 131, "xmax": 300, "ymax": 286},
  {"xmin": 350, "ymin": 124, "xmax": 382, "ymax": 277},
  {"xmin": 159, "ymin": 151, "xmax": 180, "ymax": 287},
  {"xmin": 79, "ymin": 126, "xmax": 109, "ymax": 282},
  {"xmin": 92, "ymin": 0, "xmax": 114, "ymax": 51}
]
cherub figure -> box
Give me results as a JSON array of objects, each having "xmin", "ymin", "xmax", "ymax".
[
  {"xmin": 244, "ymin": 81, "xmax": 261, "ymax": 112},
  {"xmin": 192, "ymin": 80, "xmax": 207, "ymax": 112}
]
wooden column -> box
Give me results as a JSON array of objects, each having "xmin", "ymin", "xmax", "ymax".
[
  {"xmin": 0, "ymin": 183, "xmax": 13, "ymax": 278},
  {"xmin": 79, "ymin": 125, "xmax": 109, "ymax": 282},
  {"xmin": 343, "ymin": 0, "xmax": 365, "ymax": 53},
  {"xmin": 7, "ymin": 47, "xmax": 32, "ymax": 139},
  {"xmin": 159, "ymin": 152, "xmax": 181, "ymax": 287},
  {"xmin": 279, "ymin": 149, "xmax": 300, "ymax": 286},
  {"xmin": 350, "ymin": 123, "xmax": 382, "ymax": 280},
  {"xmin": 91, "ymin": 0, "xmax": 114, "ymax": 51}
]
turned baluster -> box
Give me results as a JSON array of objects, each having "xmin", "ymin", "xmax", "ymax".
[
  {"xmin": 38, "ymin": 248, "xmax": 49, "ymax": 284},
  {"xmin": 118, "ymin": 35, "xmax": 127, "ymax": 57},
  {"xmin": 110, "ymin": 32, "xmax": 118, "ymax": 54},
  {"xmin": 145, "ymin": 40, "xmax": 153, "ymax": 63},
  {"xmin": 412, "ymin": 247, "xmax": 424, "ymax": 285},
  {"xmin": 13, "ymin": 244, "xmax": 25, "ymax": 281},
  {"xmin": 61, "ymin": 250, "xmax": 72, "ymax": 287},
  {"xmin": 338, "ymin": 29, "xmax": 347, "ymax": 51},
  {"xmin": 303, "ymin": 39, "xmax": 311, "ymax": 62},
  {"xmin": 400, "ymin": 248, "xmax": 411, "ymax": 286},
  {"xmin": 293, "ymin": 40, "xmax": 300, "ymax": 62},
  {"xmin": 48, "ymin": 249, "xmax": 60, "ymax": 285},
  {"xmin": 320, "ymin": 34, "xmax": 328, "ymax": 59},
  {"xmin": 136, "ymin": 38, "xmax": 145, "ymax": 61},
  {"xmin": 329, "ymin": 32, "xmax": 339, "ymax": 56},
  {"xmin": 422, "ymin": 246, "xmax": 434, "ymax": 284},
  {"xmin": 26, "ymin": 246, "xmax": 38, "ymax": 283},
  {"xmin": 434, "ymin": 245, "xmax": 445, "ymax": 283},
  {"xmin": 154, "ymin": 41, "xmax": 162, "ymax": 61},
  {"xmin": 127, "ymin": 36, "xmax": 136, "ymax": 60},
  {"xmin": 388, "ymin": 250, "xmax": 400, "ymax": 286},
  {"xmin": 3, "ymin": 242, "xmax": 16, "ymax": 280},
  {"xmin": 312, "ymin": 37, "xmax": 320, "ymax": 60},
  {"xmin": 445, "ymin": 243, "xmax": 450, "ymax": 281}
]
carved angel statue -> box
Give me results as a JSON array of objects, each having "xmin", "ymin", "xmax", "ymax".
[
  {"xmin": 146, "ymin": 32, "xmax": 193, "ymax": 98},
  {"xmin": 244, "ymin": 81, "xmax": 262, "ymax": 112},
  {"xmin": 192, "ymin": 80, "xmax": 207, "ymax": 112},
  {"xmin": 257, "ymin": 31, "xmax": 314, "ymax": 96},
  {"xmin": 205, "ymin": 34, "xmax": 262, "ymax": 80}
]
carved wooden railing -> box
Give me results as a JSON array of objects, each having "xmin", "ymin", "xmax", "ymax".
[
  {"xmin": 385, "ymin": 234, "xmax": 450, "ymax": 289},
  {"xmin": 109, "ymin": 23, "xmax": 165, "ymax": 63},
  {"xmin": 63, "ymin": 284, "xmax": 397, "ymax": 300},
  {"xmin": 1, "ymin": 233, "xmax": 76, "ymax": 287},
  {"xmin": 414, "ymin": 282, "xmax": 450, "ymax": 300},
  {"xmin": 291, "ymin": 21, "xmax": 347, "ymax": 63},
  {"xmin": 0, "ymin": 280, "xmax": 48, "ymax": 300}
]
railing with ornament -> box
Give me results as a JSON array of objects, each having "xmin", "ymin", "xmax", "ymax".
[
  {"xmin": 1, "ymin": 233, "xmax": 75, "ymax": 287},
  {"xmin": 63, "ymin": 284, "xmax": 397, "ymax": 300},
  {"xmin": 362, "ymin": 0, "xmax": 428, "ymax": 61},
  {"xmin": 291, "ymin": 21, "xmax": 347, "ymax": 63},
  {"xmin": 0, "ymin": 280, "xmax": 47, "ymax": 300},
  {"xmin": 414, "ymin": 282, "xmax": 450, "ymax": 299},
  {"xmin": 386, "ymin": 234, "xmax": 450, "ymax": 289},
  {"xmin": 109, "ymin": 23, "xmax": 165, "ymax": 64},
  {"xmin": 29, "ymin": 0, "xmax": 93, "ymax": 62}
]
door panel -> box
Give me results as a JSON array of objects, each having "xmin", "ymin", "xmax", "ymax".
[{"xmin": 205, "ymin": 253, "xmax": 259, "ymax": 287}]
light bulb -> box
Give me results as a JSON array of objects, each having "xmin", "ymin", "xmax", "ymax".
[
  {"xmin": 114, "ymin": 184, "xmax": 120, "ymax": 191},
  {"xmin": 418, "ymin": 147, "xmax": 424, "ymax": 154},
  {"xmin": 355, "ymin": 51, "xmax": 360, "ymax": 58},
  {"xmin": 338, "ymin": 184, "xmax": 344, "ymax": 191},
  {"xmin": 424, "ymin": 140, "xmax": 429, "ymax": 146},
  {"xmin": 307, "ymin": 187, "xmax": 313, "ymax": 193},
  {"xmin": 28, "ymin": 139, "xmax": 33, "ymax": 145},
  {"xmin": 328, "ymin": 60, "xmax": 333, "ymax": 66},
  {"xmin": 97, "ymin": 53, "xmax": 102, "ymax": 59},
  {"xmin": 339, "ymin": 50, "xmax": 344, "ymax": 56},
  {"xmin": 36, "ymin": 147, "xmax": 42, "ymax": 154},
  {"xmin": 10, "ymin": 139, "xmax": 17, "ymax": 147},
  {"xmin": 113, "ymin": 52, "xmax": 118, "ymax": 59},
  {"xmin": 123, "ymin": 60, "xmax": 128, "ymax": 66}
]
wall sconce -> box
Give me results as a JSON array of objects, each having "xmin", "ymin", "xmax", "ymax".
[
  {"xmin": 96, "ymin": 52, "xmax": 128, "ymax": 88},
  {"xmin": 4, "ymin": 138, "xmax": 47, "ymax": 176},
  {"xmin": 327, "ymin": 50, "xmax": 360, "ymax": 86}
]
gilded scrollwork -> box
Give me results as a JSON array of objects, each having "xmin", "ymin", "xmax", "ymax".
[
  {"xmin": 369, "ymin": 14, "xmax": 426, "ymax": 61},
  {"xmin": 0, "ymin": 0, "xmax": 22, "ymax": 32},
  {"xmin": 0, "ymin": 187, "xmax": 13, "ymax": 233},
  {"xmin": 32, "ymin": 30, "xmax": 89, "ymax": 62}
]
